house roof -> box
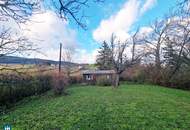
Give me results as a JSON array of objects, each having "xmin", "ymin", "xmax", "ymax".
[{"xmin": 82, "ymin": 70, "xmax": 115, "ymax": 75}]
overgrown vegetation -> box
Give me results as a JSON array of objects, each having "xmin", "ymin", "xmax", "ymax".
[
  {"xmin": 96, "ymin": 76, "xmax": 113, "ymax": 86},
  {"xmin": 0, "ymin": 0, "xmax": 189, "ymax": 128},
  {"xmin": 120, "ymin": 64, "xmax": 190, "ymax": 90},
  {"xmin": 96, "ymin": 0, "xmax": 190, "ymax": 89},
  {"xmin": 0, "ymin": 73, "xmax": 50, "ymax": 105},
  {"xmin": 52, "ymin": 71, "xmax": 69, "ymax": 95},
  {"xmin": 1, "ymin": 83, "xmax": 190, "ymax": 129},
  {"xmin": 0, "ymin": 69, "xmax": 70, "ymax": 107}
]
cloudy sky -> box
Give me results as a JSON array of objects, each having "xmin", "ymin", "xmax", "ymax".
[{"xmin": 6, "ymin": 0, "xmax": 178, "ymax": 63}]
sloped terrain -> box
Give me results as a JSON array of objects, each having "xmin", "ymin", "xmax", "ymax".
[{"xmin": 1, "ymin": 84, "xmax": 190, "ymax": 130}]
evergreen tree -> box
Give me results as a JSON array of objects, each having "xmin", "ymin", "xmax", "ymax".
[
  {"xmin": 96, "ymin": 41, "xmax": 113, "ymax": 70},
  {"xmin": 164, "ymin": 41, "xmax": 177, "ymax": 68},
  {"xmin": 164, "ymin": 38, "xmax": 190, "ymax": 72}
]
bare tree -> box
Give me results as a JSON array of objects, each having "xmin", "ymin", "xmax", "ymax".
[
  {"xmin": 165, "ymin": 17, "xmax": 190, "ymax": 77},
  {"xmin": 52, "ymin": 0, "xmax": 104, "ymax": 29},
  {"xmin": 161, "ymin": 0, "xmax": 190, "ymax": 78},
  {"xmin": 0, "ymin": 0, "xmax": 104, "ymax": 58},
  {"xmin": 62, "ymin": 46, "xmax": 75, "ymax": 77},
  {"xmin": 0, "ymin": 0, "xmax": 40, "ymax": 23},
  {"xmin": 62, "ymin": 46, "xmax": 74, "ymax": 62},
  {"xmin": 131, "ymin": 28, "xmax": 140, "ymax": 61},
  {"xmin": 108, "ymin": 32, "xmax": 142, "ymax": 87},
  {"xmin": 143, "ymin": 19, "xmax": 171, "ymax": 71},
  {"xmin": 0, "ymin": 0, "xmax": 104, "ymax": 59},
  {"xmin": 0, "ymin": 27, "xmax": 36, "ymax": 57},
  {"xmin": 178, "ymin": 0, "xmax": 190, "ymax": 17},
  {"xmin": 0, "ymin": 0, "xmax": 41, "ymax": 60}
]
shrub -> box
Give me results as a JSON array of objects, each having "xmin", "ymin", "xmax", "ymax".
[
  {"xmin": 0, "ymin": 68, "xmax": 73, "ymax": 107},
  {"xmin": 96, "ymin": 76, "xmax": 112, "ymax": 86},
  {"xmin": 51, "ymin": 72, "xmax": 69, "ymax": 95},
  {"xmin": 121, "ymin": 65, "xmax": 146, "ymax": 83},
  {"xmin": 69, "ymin": 75, "xmax": 83, "ymax": 84},
  {"xmin": 160, "ymin": 67, "xmax": 190, "ymax": 90},
  {"xmin": 120, "ymin": 64, "xmax": 190, "ymax": 90},
  {"xmin": 0, "ymin": 73, "xmax": 52, "ymax": 106}
]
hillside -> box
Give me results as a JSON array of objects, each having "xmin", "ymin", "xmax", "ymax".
[
  {"xmin": 0, "ymin": 56, "xmax": 78, "ymax": 67},
  {"xmin": 1, "ymin": 83, "xmax": 190, "ymax": 130}
]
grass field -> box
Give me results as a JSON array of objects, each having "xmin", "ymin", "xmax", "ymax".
[{"xmin": 1, "ymin": 83, "xmax": 190, "ymax": 130}]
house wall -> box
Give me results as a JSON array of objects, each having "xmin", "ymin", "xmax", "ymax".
[
  {"xmin": 83, "ymin": 73, "xmax": 115, "ymax": 85},
  {"xmin": 83, "ymin": 74, "xmax": 96, "ymax": 85}
]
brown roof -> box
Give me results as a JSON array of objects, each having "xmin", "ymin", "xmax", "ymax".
[{"xmin": 82, "ymin": 70, "xmax": 115, "ymax": 74}]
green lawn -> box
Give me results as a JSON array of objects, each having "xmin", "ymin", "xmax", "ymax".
[{"xmin": 1, "ymin": 83, "xmax": 190, "ymax": 130}]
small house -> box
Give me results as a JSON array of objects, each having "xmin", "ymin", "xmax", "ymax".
[{"xmin": 82, "ymin": 70, "xmax": 116, "ymax": 85}]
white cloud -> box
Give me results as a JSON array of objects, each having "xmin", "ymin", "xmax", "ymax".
[
  {"xmin": 0, "ymin": 10, "xmax": 100, "ymax": 64},
  {"xmin": 139, "ymin": 26, "xmax": 153, "ymax": 34},
  {"xmin": 0, "ymin": 0, "xmax": 158, "ymax": 64},
  {"xmin": 140, "ymin": 0, "xmax": 157, "ymax": 14},
  {"xmin": 138, "ymin": 26, "xmax": 153, "ymax": 39},
  {"xmin": 21, "ymin": 11, "xmax": 79, "ymax": 61},
  {"xmin": 74, "ymin": 49, "xmax": 99, "ymax": 64},
  {"xmin": 93, "ymin": 0, "xmax": 157, "ymax": 43}
]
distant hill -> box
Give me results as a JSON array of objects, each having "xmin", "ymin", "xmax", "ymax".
[{"xmin": 0, "ymin": 56, "xmax": 78, "ymax": 67}]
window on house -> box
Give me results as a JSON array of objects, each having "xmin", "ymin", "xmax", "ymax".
[
  {"xmin": 107, "ymin": 75, "xmax": 110, "ymax": 79},
  {"xmin": 86, "ymin": 75, "xmax": 92, "ymax": 80}
]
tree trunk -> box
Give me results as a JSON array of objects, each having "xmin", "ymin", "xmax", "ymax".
[
  {"xmin": 114, "ymin": 73, "xmax": 120, "ymax": 87},
  {"xmin": 155, "ymin": 42, "xmax": 161, "ymax": 71}
]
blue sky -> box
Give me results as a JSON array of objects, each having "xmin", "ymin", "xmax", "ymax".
[
  {"xmin": 10, "ymin": 0, "xmax": 178, "ymax": 63},
  {"xmin": 69, "ymin": 0, "xmax": 178, "ymax": 63}
]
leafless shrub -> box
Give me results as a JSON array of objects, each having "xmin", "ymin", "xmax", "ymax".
[
  {"xmin": 51, "ymin": 71, "xmax": 69, "ymax": 95},
  {"xmin": 96, "ymin": 76, "xmax": 112, "ymax": 86}
]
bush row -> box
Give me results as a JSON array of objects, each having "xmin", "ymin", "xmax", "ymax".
[
  {"xmin": 0, "ymin": 71, "xmax": 69, "ymax": 106},
  {"xmin": 0, "ymin": 73, "xmax": 52, "ymax": 105},
  {"xmin": 121, "ymin": 65, "xmax": 190, "ymax": 90}
]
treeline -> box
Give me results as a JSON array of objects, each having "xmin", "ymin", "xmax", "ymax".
[{"xmin": 96, "ymin": 0, "xmax": 190, "ymax": 89}]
